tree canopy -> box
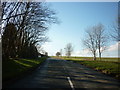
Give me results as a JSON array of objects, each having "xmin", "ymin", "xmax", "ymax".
[{"xmin": 1, "ymin": 2, "xmax": 58, "ymax": 60}]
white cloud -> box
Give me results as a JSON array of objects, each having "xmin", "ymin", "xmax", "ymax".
[
  {"xmin": 101, "ymin": 42, "xmax": 119, "ymax": 57},
  {"xmin": 107, "ymin": 42, "xmax": 119, "ymax": 52},
  {"xmin": 83, "ymin": 49, "xmax": 91, "ymax": 54},
  {"xmin": 74, "ymin": 51, "xmax": 81, "ymax": 55},
  {"xmin": 72, "ymin": 49, "xmax": 91, "ymax": 57}
]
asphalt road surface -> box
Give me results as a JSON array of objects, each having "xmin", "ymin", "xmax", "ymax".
[{"xmin": 7, "ymin": 58, "xmax": 119, "ymax": 89}]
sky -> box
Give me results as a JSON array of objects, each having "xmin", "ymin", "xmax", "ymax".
[{"xmin": 41, "ymin": 2, "xmax": 119, "ymax": 57}]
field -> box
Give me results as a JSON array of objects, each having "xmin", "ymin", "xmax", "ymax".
[
  {"xmin": 52, "ymin": 56, "xmax": 119, "ymax": 62},
  {"xmin": 3, "ymin": 57, "xmax": 47, "ymax": 82},
  {"xmin": 52, "ymin": 56, "xmax": 120, "ymax": 80}
]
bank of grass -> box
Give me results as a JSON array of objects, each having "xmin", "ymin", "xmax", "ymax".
[
  {"xmin": 52, "ymin": 56, "xmax": 119, "ymax": 62},
  {"xmin": 54, "ymin": 56, "xmax": 120, "ymax": 80},
  {"xmin": 3, "ymin": 57, "xmax": 47, "ymax": 82},
  {"xmin": 75, "ymin": 60, "xmax": 120, "ymax": 78}
]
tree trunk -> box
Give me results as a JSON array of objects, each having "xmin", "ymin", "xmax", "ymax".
[
  {"xmin": 98, "ymin": 47, "xmax": 101, "ymax": 61},
  {"xmin": 93, "ymin": 51, "xmax": 96, "ymax": 60},
  {"xmin": 99, "ymin": 51, "xmax": 101, "ymax": 61}
]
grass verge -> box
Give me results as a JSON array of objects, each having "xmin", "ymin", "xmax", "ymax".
[
  {"xmin": 58, "ymin": 57, "xmax": 120, "ymax": 80},
  {"xmin": 51, "ymin": 56, "xmax": 119, "ymax": 62},
  {"xmin": 3, "ymin": 57, "xmax": 47, "ymax": 85}
]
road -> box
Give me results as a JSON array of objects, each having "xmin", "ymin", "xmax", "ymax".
[{"xmin": 7, "ymin": 58, "xmax": 119, "ymax": 89}]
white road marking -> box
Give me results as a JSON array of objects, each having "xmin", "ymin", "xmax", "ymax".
[{"xmin": 67, "ymin": 77, "xmax": 75, "ymax": 90}]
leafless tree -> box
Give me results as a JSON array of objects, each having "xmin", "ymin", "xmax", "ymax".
[
  {"xmin": 84, "ymin": 24, "xmax": 107, "ymax": 60},
  {"xmin": 1, "ymin": 2, "xmax": 58, "ymax": 59},
  {"xmin": 111, "ymin": 17, "xmax": 120, "ymax": 42},
  {"xmin": 65, "ymin": 43, "xmax": 73, "ymax": 58},
  {"xmin": 83, "ymin": 27, "xmax": 98, "ymax": 60},
  {"xmin": 95, "ymin": 23, "xmax": 107, "ymax": 60}
]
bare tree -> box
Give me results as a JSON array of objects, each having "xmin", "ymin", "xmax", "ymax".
[
  {"xmin": 83, "ymin": 24, "xmax": 107, "ymax": 60},
  {"xmin": 111, "ymin": 17, "xmax": 120, "ymax": 42},
  {"xmin": 65, "ymin": 43, "xmax": 73, "ymax": 58},
  {"xmin": 95, "ymin": 23, "xmax": 107, "ymax": 60},
  {"xmin": 1, "ymin": 2, "xmax": 58, "ymax": 59},
  {"xmin": 83, "ymin": 27, "xmax": 98, "ymax": 60}
]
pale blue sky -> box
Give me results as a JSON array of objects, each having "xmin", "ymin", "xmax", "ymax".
[{"xmin": 42, "ymin": 2, "xmax": 118, "ymax": 57}]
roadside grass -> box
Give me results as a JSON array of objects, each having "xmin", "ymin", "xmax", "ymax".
[
  {"xmin": 52, "ymin": 56, "xmax": 119, "ymax": 62},
  {"xmin": 75, "ymin": 60, "xmax": 120, "ymax": 76},
  {"xmin": 53, "ymin": 56, "xmax": 120, "ymax": 80},
  {"xmin": 3, "ymin": 57, "xmax": 47, "ymax": 81}
]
